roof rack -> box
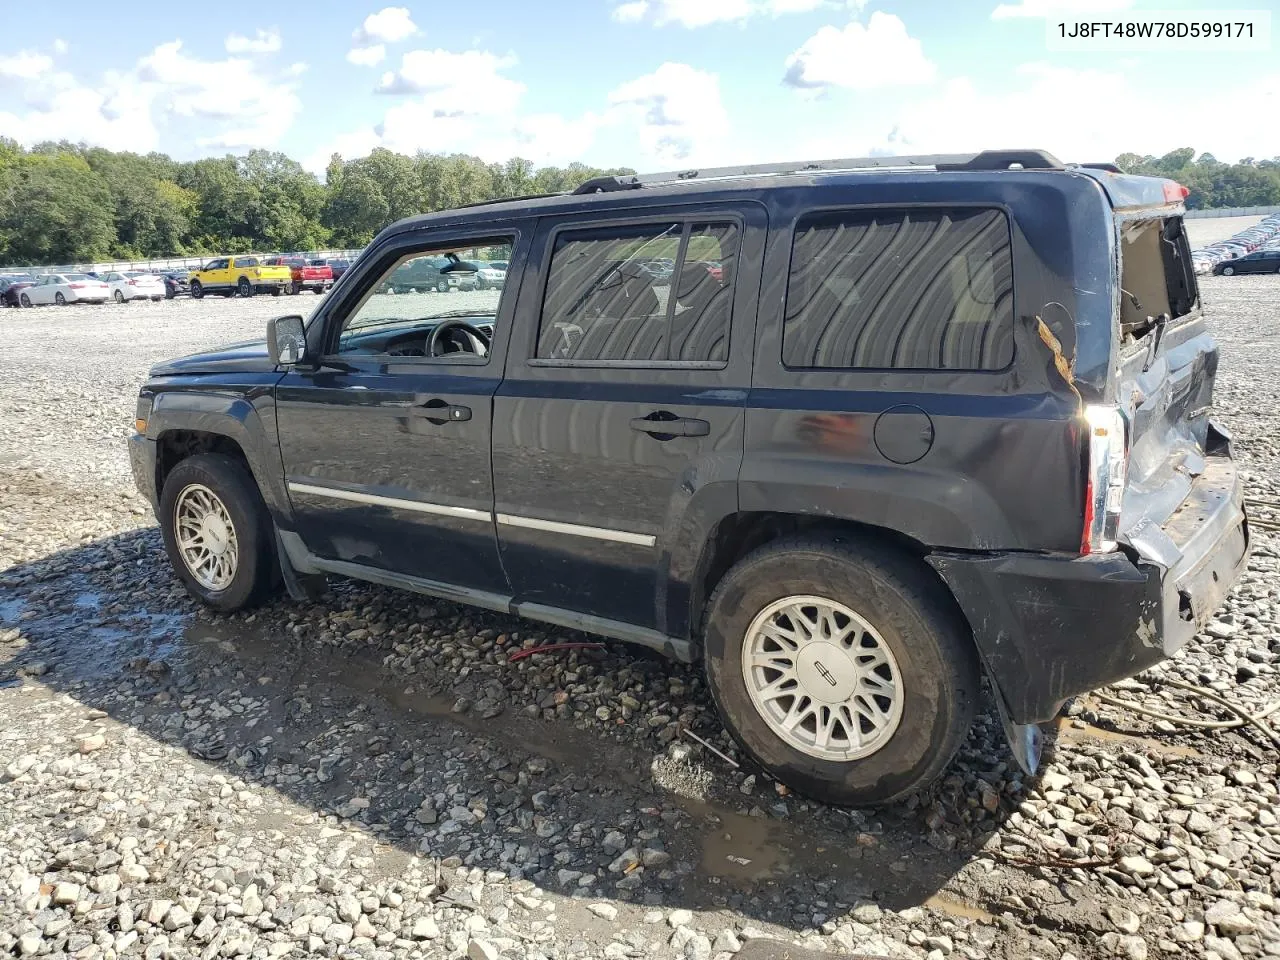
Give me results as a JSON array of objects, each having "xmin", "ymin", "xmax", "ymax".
[
  {"xmin": 631, "ymin": 149, "xmax": 1065, "ymax": 187},
  {"xmin": 572, "ymin": 175, "xmax": 642, "ymax": 195}
]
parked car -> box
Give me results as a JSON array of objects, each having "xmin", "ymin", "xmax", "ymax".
[
  {"xmin": 105, "ymin": 270, "xmax": 166, "ymax": 303},
  {"xmin": 377, "ymin": 255, "xmax": 457, "ymax": 293},
  {"xmin": 264, "ymin": 256, "xmax": 334, "ymax": 295},
  {"xmin": 1214, "ymin": 250, "xmax": 1280, "ymax": 275},
  {"xmin": 0, "ymin": 274, "xmax": 35, "ymax": 307},
  {"xmin": 161, "ymin": 272, "xmax": 189, "ymax": 299},
  {"xmin": 22, "ymin": 273, "xmax": 110, "ymax": 305},
  {"xmin": 455, "ymin": 261, "xmax": 506, "ymax": 291},
  {"xmin": 325, "ymin": 258, "xmax": 354, "ymax": 281},
  {"xmin": 188, "ymin": 256, "xmax": 292, "ymax": 299},
  {"xmin": 129, "ymin": 149, "xmax": 1248, "ymax": 807}
]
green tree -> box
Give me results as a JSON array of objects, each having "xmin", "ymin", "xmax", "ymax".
[{"xmin": 0, "ymin": 153, "xmax": 116, "ymax": 264}]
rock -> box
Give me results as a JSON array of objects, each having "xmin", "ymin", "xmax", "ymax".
[
  {"xmin": 1206, "ymin": 621, "xmax": 1238, "ymax": 639},
  {"xmin": 1041, "ymin": 770, "xmax": 1072, "ymax": 792},
  {"xmin": 640, "ymin": 848, "xmax": 671, "ymax": 868},
  {"xmin": 337, "ymin": 896, "xmax": 361, "ymax": 923},
  {"xmin": 925, "ymin": 935, "xmax": 954, "ymax": 955},
  {"xmin": 588, "ymin": 903, "xmax": 619, "ymax": 921},
  {"xmin": 1119, "ymin": 936, "xmax": 1147, "ymax": 960},
  {"xmin": 147, "ymin": 899, "xmax": 173, "ymax": 924},
  {"xmin": 712, "ymin": 930, "xmax": 742, "ymax": 954},
  {"xmin": 1119, "ymin": 856, "xmax": 1155, "ymax": 877},
  {"xmin": 325, "ymin": 923, "xmax": 354, "ymax": 945},
  {"xmin": 852, "ymin": 903, "xmax": 883, "ymax": 923},
  {"xmin": 608, "ymin": 849, "xmax": 641, "ymax": 873},
  {"xmin": 601, "ymin": 830, "xmax": 627, "ymax": 853},
  {"xmin": 468, "ymin": 939, "xmax": 499, "ymax": 960},
  {"xmin": 52, "ymin": 881, "xmax": 81, "ymax": 905},
  {"xmin": 1107, "ymin": 907, "xmax": 1141, "ymax": 935},
  {"xmin": 412, "ymin": 916, "xmax": 440, "ymax": 940},
  {"xmin": 79, "ymin": 733, "xmax": 106, "ymax": 753},
  {"xmin": 164, "ymin": 905, "xmax": 193, "ymax": 930},
  {"xmin": 4, "ymin": 754, "xmax": 38, "ymax": 780},
  {"xmin": 685, "ymin": 934, "xmax": 712, "ymax": 960},
  {"xmin": 669, "ymin": 909, "xmax": 694, "ymax": 928},
  {"xmin": 17, "ymin": 934, "xmax": 42, "ymax": 956}
]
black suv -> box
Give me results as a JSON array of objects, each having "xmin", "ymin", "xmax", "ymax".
[{"xmin": 129, "ymin": 150, "xmax": 1249, "ymax": 806}]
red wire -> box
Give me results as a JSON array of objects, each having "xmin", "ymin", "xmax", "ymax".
[{"xmin": 507, "ymin": 642, "xmax": 605, "ymax": 662}]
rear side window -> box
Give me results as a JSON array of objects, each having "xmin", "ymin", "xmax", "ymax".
[
  {"xmin": 537, "ymin": 220, "xmax": 738, "ymax": 364},
  {"xmin": 782, "ymin": 208, "xmax": 1014, "ymax": 371}
]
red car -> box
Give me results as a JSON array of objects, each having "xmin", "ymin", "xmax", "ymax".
[
  {"xmin": 264, "ymin": 257, "xmax": 333, "ymax": 295},
  {"xmin": 0, "ymin": 274, "xmax": 35, "ymax": 307}
]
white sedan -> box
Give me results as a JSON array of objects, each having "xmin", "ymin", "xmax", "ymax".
[
  {"xmin": 104, "ymin": 270, "xmax": 165, "ymax": 303},
  {"xmin": 21, "ymin": 273, "xmax": 111, "ymax": 306}
]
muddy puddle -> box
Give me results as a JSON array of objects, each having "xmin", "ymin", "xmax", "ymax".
[{"xmin": 1053, "ymin": 715, "xmax": 1201, "ymax": 759}]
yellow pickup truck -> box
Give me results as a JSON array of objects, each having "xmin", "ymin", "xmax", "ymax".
[{"xmin": 188, "ymin": 256, "xmax": 292, "ymax": 299}]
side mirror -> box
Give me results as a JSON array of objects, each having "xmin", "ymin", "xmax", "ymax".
[{"xmin": 267, "ymin": 315, "xmax": 307, "ymax": 366}]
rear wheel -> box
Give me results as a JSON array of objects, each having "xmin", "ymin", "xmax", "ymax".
[
  {"xmin": 702, "ymin": 537, "xmax": 980, "ymax": 807},
  {"xmin": 190, "ymin": 281, "xmax": 204, "ymax": 299},
  {"xmin": 290, "ymin": 281, "xmax": 301, "ymax": 295},
  {"xmin": 159, "ymin": 453, "xmax": 277, "ymax": 611},
  {"xmin": 19, "ymin": 293, "xmax": 31, "ymax": 307},
  {"xmin": 436, "ymin": 279, "xmax": 449, "ymax": 293},
  {"xmin": 54, "ymin": 292, "xmax": 66, "ymax": 305},
  {"xmin": 1223, "ymin": 266, "xmax": 1235, "ymax": 276},
  {"xmin": 238, "ymin": 277, "xmax": 253, "ymax": 297},
  {"xmin": 114, "ymin": 290, "xmax": 126, "ymax": 303}
]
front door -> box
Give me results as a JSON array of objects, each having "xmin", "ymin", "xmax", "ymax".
[
  {"xmin": 493, "ymin": 205, "xmax": 764, "ymax": 633},
  {"xmin": 275, "ymin": 230, "xmax": 524, "ymax": 598}
]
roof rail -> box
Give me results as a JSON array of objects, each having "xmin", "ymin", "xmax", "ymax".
[
  {"xmin": 633, "ymin": 149, "xmax": 1065, "ymax": 186},
  {"xmin": 1076, "ymin": 162, "xmax": 1123, "ymax": 174},
  {"xmin": 572, "ymin": 175, "xmax": 642, "ymax": 195}
]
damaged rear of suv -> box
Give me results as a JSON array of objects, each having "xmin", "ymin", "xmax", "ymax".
[{"xmin": 130, "ymin": 148, "xmax": 1248, "ymax": 807}]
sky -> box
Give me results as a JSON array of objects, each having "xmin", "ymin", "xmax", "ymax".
[{"xmin": 1, "ymin": 0, "xmax": 1277, "ymax": 179}]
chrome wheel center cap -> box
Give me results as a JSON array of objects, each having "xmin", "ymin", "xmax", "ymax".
[
  {"xmin": 201, "ymin": 515, "xmax": 230, "ymax": 555},
  {"xmin": 795, "ymin": 642, "xmax": 858, "ymax": 703}
]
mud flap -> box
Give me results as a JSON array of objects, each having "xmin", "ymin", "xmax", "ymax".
[
  {"xmin": 994, "ymin": 691, "xmax": 1044, "ymax": 776},
  {"xmin": 274, "ymin": 527, "xmax": 328, "ymax": 601}
]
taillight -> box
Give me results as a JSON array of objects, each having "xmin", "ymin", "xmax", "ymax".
[
  {"xmin": 1164, "ymin": 181, "xmax": 1190, "ymax": 203},
  {"xmin": 68, "ymin": 283, "xmax": 86, "ymax": 289},
  {"xmin": 1082, "ymin": 405, "xmax": 1129, "ymax": 555},
  {"xmin": 127, "ymin": 279, "xmax": 138, "ymax": 285}
]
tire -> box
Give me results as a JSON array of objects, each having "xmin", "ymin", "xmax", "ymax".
[
  {"xmin": 55, "ymin": 292, "xmax": 66, "ymax": 305},
  {"xmin": 290, "ymin": 281, "xmax": 301, "ymax": 295},
  {"xmin": 19, "ymin": 293, "xmax": 31, "ymax": 308},
  {"xmin": 271, "ymin": 287, "xmax": 281, "ymax": 297},
  {"xmin": 436, "ymin": 279, "xmax": 449, "ymax": 293},
  {"xmin": 1223, "ymin": 266, "xmax": 1235, "ymax": 276},
  {"xmin": 166, "ymin": 288, "xmax": 175, "ymax": 300},
  {"xmin": 311, "ymin": 286, "xmax": 323, "ymax": 295},
  {"xmin": 238, "ymin": 277, "xmax": 253, "ymax": 297},
  {"xmin": 702, "ymin": 537, "xmax": 980, "ymax": 807},
  {"xmin": 191, "ymin": 281, "xmax": 204, "ymax": 299},
  {"xmin": 114, "ymin": 290, "xmax": 126, "ymax": 303},
  {"xmin": 152, "ymin": 296, "xmax": 162, "ymax": 302},
  {"xmin": 158, "ymin": 453, "xmax": 278, "ymax": 612}
]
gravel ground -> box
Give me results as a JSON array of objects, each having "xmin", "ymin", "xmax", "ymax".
[
  {"xmin": 1, "ymin": 281, "xmax": 1278, "ymax": 960},
  {"xmin": 1184, "ymin": 216, "xmax": 1268, "ymax": 250}
]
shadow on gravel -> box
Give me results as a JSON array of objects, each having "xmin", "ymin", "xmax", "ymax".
[{"xmin": 0, "ymin": 527, "xmax": 1022, "ymax": 934}]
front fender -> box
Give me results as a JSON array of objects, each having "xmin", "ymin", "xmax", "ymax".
[{"xmin": 148, "ymin": 383, "xmax": 290, "ymax": 521}]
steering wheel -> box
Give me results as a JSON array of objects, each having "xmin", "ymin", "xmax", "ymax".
[{"xmin": 428, "ymin": 318, "xmax": 491, "ymax": 358}]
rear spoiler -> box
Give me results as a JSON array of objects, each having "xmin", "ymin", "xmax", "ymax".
[{"xmin": 1072, "ymin": 167, "xmax": 1189, "ymax": 212}]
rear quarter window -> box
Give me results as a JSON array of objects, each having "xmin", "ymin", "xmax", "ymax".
[{"xmin": 782, "ymin": 207, "xmax": 1014, "ymax": 371}]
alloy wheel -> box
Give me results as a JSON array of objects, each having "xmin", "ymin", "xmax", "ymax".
[
  {"xmin": 173, "ymin": 483, "xmax": 240, "ymax": 591},
  {"xmin": 741, "ymin": 595, "xmax": 904, "ymax": 761}
]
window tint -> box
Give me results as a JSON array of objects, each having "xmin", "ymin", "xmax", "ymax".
[
  {"xmin": 783, "ymin": 208, "xmax": 1014, "ymax": 371},
  {"xmin": 537, "ymin": 220, "xmax": 737, "ymax": 363},
  {"xmin": 236, "ymin": 256, "xmax": 259, "ymax": 267}
]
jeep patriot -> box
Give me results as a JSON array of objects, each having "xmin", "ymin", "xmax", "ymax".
[{"xmin": 129, "ymin": 149, "xmax": 1250, "ymax": 806}]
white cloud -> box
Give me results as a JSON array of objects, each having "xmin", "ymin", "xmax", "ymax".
[
  {"xmin": 225, "ymin": 28, "xmax": 283, "ymax": 54},
  {"xmin": 349, "ymin": 7, "xmax": 417, "ymax": 66},
  {"xmin": 612, "ymin": 1, "xmax": 650, "ymax": 22},
  {"xmin": 869, "ymin": 63, "xmax": 1279, "ymax": 164},
  {"xmin": 353, "ymin": 7, "xmax": 417, "ymax": 44},
  {"xmin": 607, "ymin": 62, "xmax": 728, "ymax": 163},
  {"xmin": 0, "ymin": 51, "xmax": 54, "ymax": 81},
  {"xmin": 784, "ymin": 12, "xmax": 935, "ymax": 91},
  {"xmin": 616, "ymin": 0, "xmax": 856, "ymax": 27},
  {"xmin": 375, "ymin": 49, "xmax": 525, "ymax": 101},
  {"xmin": 52, "ymin": 39, "xmax": 68, "ymax": 55},
  {"xmin": 347, "ymin": 44, "xmax": 386, "ymax": 66},
  {"xmin": 0, "ymin": 79, "xmax": 158, "ymax": 153},
  {"xmin": 991, "ymin": 0, "xmax": 1130, "ymax": 19}
]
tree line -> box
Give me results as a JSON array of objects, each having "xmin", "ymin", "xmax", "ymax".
[
  {"xmin": 2, "ymin": 139, "xmax": 1278, "ymax": 267},
  {"xmin": 0, "ymin": 139, "xmax": 632, "ymax": 267}
]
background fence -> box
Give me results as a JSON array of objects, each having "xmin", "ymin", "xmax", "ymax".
[{"xmin": 1184, "ymin": 206, "xmax": 1280, "ymax": 219}]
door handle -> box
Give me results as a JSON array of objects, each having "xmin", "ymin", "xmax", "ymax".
[
  {"xmin": 630, "ymin": 412, "xmax": 710, "ymax": 439},
  {"xmin": 412, "ymin": 398, "xmax": 471, "ymax": 424}
]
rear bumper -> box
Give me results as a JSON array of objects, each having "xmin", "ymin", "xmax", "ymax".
[
  {"xmin": 928, "ymin": 451, "xmax": 1249, "ymax": 724},
  {"xmin": 254, "ymin": 280, "xmax": 291, "ymax": 292}
]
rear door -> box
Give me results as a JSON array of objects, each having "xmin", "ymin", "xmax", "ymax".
[
  {"xmin": 275, "ymin": 229, "xmax": 525, "ymax": 599},
  {"xmin": 492, "ymin": 202, "xmax": 765, "ymax": 633}
]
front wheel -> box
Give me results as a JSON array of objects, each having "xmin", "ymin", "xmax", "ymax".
[
  {"xmin": 436, "ymin": 279, "xmax": 449, "ymax": 293},
  {"xmin": 702, "ymin": 538, "xmax": 979, "ymax": 807},
  {"xmin": 190, "ymin": 281, "xmax": 204, "ymax": 299},
  {"xmin": 159, "ymin": 453, "xmax": 278, "ymax": 611},
  {"xmin": 114, "ymin": 290, "xmax": 126, "ymax": 303},
  {"xmin": 238, "ymin": 277, "xmax": 253, "ymax": 297},
  {"xmin": 1223, "ymin": 266, "xmax": 1235, "ymax": 276},
  {"xmin": 19, "ymin": 293, "xmax": 32, "ymax": 307}
]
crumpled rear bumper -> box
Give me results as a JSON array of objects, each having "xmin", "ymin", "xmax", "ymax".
[{"xmin": 927, "ymin": 452, "xmax": 1249, "ymax": 725}]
